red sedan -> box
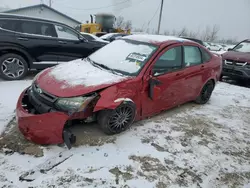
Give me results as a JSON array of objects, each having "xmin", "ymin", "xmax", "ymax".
[{"xmin": 16, "ymin": 35, "xmax": 222, "ymax": 148}]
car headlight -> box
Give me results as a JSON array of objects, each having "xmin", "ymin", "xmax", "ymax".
[{"xmin": 55, "ymin": 94, "xmax": 97, "ymax": 112}]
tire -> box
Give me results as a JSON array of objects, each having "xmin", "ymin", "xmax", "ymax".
[
  {"xmin": 195, "ymin": 80, "xmax": 214, "ymax": 104},
  {"xmin": 0, "ymin": 53, "xmax": 28, "ymax": 80},
  {"xmin": 97, "ymin": 102, "xmax": 136, "ymax": 135},
  {"xmin": 219, "ymin": 74, "xmax": 223, "ymax": 81}
]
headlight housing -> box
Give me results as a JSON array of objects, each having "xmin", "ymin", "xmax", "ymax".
[{"xmin": 55, "ymin": 94, "xmax": 98, "ymax": 113}]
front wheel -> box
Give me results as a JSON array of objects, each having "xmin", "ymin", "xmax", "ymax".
[
  {"xmin": 97, "ymin": 102, "xmax": 136, "ymax": 135},
  {"xmin": 195, "ymin": 80, "xmax": 214, "ymax": 104}
]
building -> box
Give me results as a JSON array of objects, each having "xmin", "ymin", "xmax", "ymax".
[{"xmin": 2, "ymin": 4, "xmax": 81, "ymax": 28}]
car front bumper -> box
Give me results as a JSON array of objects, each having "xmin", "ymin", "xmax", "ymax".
[
  {"xmin": 16, "ymin": 88, "xmax": 70, "ymax": 145},
  {"xmin": 222, "ymin": 64, "xmax": 250, "ymax": 79}
]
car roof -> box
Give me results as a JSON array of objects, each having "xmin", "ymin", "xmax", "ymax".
[
  {"xmin": 123, "ymin": 34, "xmax": 193, "ymax": 45},
  {"xmin": 0, "ymin": 13, "xmax": 70, "ymax": 27}
]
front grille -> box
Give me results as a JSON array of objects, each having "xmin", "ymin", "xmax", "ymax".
[
  {"xmin": 225, "ymin": 59, "xmax": 248, "ymax": 67},
  {"xmin": 223, "ymin": 68, "xmax": 243, "ymax": 75},
  {"xmin": 32, "ymin": 84, "xmax": 58, "ymax": 106}
]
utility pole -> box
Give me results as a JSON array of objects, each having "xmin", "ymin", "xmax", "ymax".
[
  {"xmin": 157, "ymin": 0, "xmax": 164, "ymax": 34},
  {"xmin": 49, "ymin": 0, "xmax": 52, "ymax": 7}
]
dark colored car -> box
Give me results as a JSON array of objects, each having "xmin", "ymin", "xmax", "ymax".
[
  {"xmin": 100, "ymin": 33, "xmax": 130, "ymax": 42},
  {"xmin": 221, "ymin": 39, "xmax": 250, "ymax": 80},
  {"xmin": 16, "ymin": 35, "xmax": 222, "ymax": 148},
  {"xmin": 0, "ymin": 13, "xmax": 106, "ymax": 80}
]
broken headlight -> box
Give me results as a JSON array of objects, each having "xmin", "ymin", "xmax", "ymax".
[{"xmin": 55, "ymin": 94, "xmax": 97, "ymax": 112}]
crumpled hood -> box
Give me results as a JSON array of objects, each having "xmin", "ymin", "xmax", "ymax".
[
  {"xmin": 36, "ymin": 59, "xmax": 131, "ymax": 97},
  {"xmin": 222, "ymin": 51, "xmax": 250, "ymax": 63}
]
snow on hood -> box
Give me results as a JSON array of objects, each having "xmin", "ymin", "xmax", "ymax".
[{"xmin": 49, "ymin": 59, "xmax": 127, "ymax": 88}]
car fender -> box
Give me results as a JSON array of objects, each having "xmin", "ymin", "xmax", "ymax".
[
  {"xmin": 93, "ymin": 85, "xmax": 136, "ymax": 112},
  {"xmin": 0, "ymin": 45, "xmax": 33, "ymax": 64}
]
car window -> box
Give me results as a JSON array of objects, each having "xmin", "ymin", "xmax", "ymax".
[
  {"xmin": 184, "ymin": 46, "xmax": 202, "ymax": 67},
  {"xmin": 153, "ymin": 46, "xmax": 182, "ymax": 76},
  {"xmin": 55, "ymin": 25, "xmax": 79, "ymax": 40},
  {"xmin": 81, "ymin": 33, "xmax": 94, "ymax": 41},
  {"xmin": 15, "ymin": 20, "xmax": 56, "ymax": 37},
  {"xmin": 200, "ymin": 48, "xmax": 211, "ymax": 62},
  {"xmin": 0, "ymin": 19, "xmax": 17, "ymax": 31}
]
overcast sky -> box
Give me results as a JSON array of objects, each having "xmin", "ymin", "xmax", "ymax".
[{"xmin": 1, "ymin": 0, "xmax": 250, "ymax": 41}]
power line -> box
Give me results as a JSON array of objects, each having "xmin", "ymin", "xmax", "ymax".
[
  {"xmin": 56, "ymin": 0, "xmax": 130, "ymax": 11},
  {"xmin": 116, "ymin": 0, "xmax": 148, "ymax": 16},
  {"xmin": 146, "ymin": 0, "xmax": 161, "ymax": 31}
]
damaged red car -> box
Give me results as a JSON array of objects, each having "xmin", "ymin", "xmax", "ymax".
[{"xmin": 16, "ymin": 35, "xmax": 222, "ymax": 148}]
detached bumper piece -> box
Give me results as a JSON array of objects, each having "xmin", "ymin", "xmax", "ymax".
[{"xmin": 16, "ymin": 88, "xmax": 76, "ymax": 149}]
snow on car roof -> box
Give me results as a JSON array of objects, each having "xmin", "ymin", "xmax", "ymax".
[{"xmin": 123, "ymin": 34, "xmax": 190, "ymax": 44}]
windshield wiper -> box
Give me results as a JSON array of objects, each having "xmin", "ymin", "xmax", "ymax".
[{"xmin": 86, "ymin": 57, "xmax": 123, "ymax": 76}]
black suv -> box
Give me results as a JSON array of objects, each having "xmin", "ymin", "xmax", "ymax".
[{"xmin": 0, "ymin": 14, "xmax": 107, "ymax": 80}]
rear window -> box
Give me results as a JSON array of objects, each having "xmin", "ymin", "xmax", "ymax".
[{"xmin": 15, "ymin": 20, "xmax": 57, "ymax": 37}]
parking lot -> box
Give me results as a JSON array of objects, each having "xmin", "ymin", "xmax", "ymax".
[{"xmin": 0, "ymin": 75, "xmax": 250, "ymax": 188}]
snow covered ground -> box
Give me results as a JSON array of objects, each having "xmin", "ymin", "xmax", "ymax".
[{"xmin": 0, "ymin": 80, "xmax": 250, "ymax": 188}]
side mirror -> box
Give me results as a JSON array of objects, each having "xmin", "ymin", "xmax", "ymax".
[
  {"xmin": 149, "ymin": 76, "xmax": 162, "ymax": 100},
  {"xmin": 228, "ymin": 48, "xmax": 233, "ymax": 51}
]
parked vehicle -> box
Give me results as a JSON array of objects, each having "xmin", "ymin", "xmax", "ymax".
[
  {"xmin": 221, "ymin": 39, "xmax": 250, "ymax": 80},
  {"xmin": 0, "ymin": 13, "xmax": 106, "ymax": 80},
  {"xmin": 80, "ymin": 32, "xmax": 109, "ymax": 44},
  {"xmin": 205, "ymin": 42, "xmax": 223, "ymax": 51},
  {"xmin": 100, "ymin": 33, "xmax": 130, "ymax": 42},
  {"xmin": 16, "ymin": 35, "xmax": 222, "ymax": 148}
]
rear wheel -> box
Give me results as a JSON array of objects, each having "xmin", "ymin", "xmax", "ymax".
[
  {"xmin": 0, "ymin": 53, "xmax": 28, "ymax": 80},
  {"xmin": 195, "ymin": 80, "xmax": 214, "ymax": 104},
  {"xmin": 97, "ymin": 102, "xmax": 136, "ymax": 135}
]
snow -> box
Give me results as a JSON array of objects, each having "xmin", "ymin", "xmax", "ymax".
[
  {"xmin": 80, "ymin": 32, "xmax": 109, "ymax": 43},
  {"xmin": 0, "ymin": 80, "xmax": 31, "ymax": 134},
  {"xmin": 89, "ymin": 39, "xmax": 157, "ymax": 74},
  {"xmin": 123, "ymin": 34, "xmax": 190, "ymax": 43},
  {"xmin": 0, "ymin": 80, "xmax": 250, "ymax": 187},
  {"xmin": 100, "ymin": 33, "xmax": 118, "ymax": 39},
  {"xmin": 49, "ymin": 58, "xmax": 127, "ymax": 87}
]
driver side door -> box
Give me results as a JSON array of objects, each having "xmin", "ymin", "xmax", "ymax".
[{"xmin": 142, "ymin": 45, "xmax": 186, "ymax": 117}]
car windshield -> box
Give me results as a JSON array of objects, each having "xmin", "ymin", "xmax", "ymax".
[
  {"xmin": 88, "ymin": 39, "xmax": 158, "ymax": 76},
  {"xmin": 233, "ymin": 41, "xmax": 250, "ymax": 53}
]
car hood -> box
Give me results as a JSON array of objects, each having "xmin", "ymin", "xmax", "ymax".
[
  {"xmin": 36, "ymin": 59, "xmax": 131, "ymax": 98},
  {"xmin": 222, "ymin": 51, "xmax": 250, "ymax": 63}
]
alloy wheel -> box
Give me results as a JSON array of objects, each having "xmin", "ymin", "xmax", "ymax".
[
  {"xmin": 108, "ymin": 105, "xmax": 134, "ymax": 133},
  {"xmin": 1, "ymin": 58, "xmax": 25, "ymax": 78}
]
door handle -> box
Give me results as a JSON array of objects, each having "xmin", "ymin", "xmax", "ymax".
[
  {"xmin": 201, "ymin": 65, "xmax": 205, "ymax": 69},
  {"xmin": 58, "ymin": 41, "xmax": 67, "ymax": 44},
  {"xmin": 17, "ymin": 37, "xmax": 29, "ymax": 41}
]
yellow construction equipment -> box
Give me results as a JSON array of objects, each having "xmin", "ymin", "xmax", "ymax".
[{"xmin": 75, "ymin": 13, "xmax": 131, "ymax": 35}]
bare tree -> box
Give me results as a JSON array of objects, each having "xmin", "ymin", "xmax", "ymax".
[
  {"xmin": 115, "ymin": 16, "xmax": 125, "ymax": 28},
  {"xmin": 124, "ymin": 20, "xmax": 132, "ymax": 30},
  {"xmin": 209, "ymin": 24, "xmax": 220, "ymax": 42},
  {"xmin": 178, "ymin": 27, "xmax": 188, "ymax": 36}
]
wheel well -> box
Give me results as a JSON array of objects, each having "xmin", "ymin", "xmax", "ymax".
[
  {"xmin": 0, "ymin": 49, "xmax": 31, "ymax": 68},
  {"xmin": 208, "ymin": 79, "xmax": 215, "ymax": 88}
]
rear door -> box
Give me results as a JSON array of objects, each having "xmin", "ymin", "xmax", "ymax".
[
  {"xmin": 181, "ymin": 45, "xmax": 206, "ymax": 101},
  {"xmin": 54, "ymin": 24, "xmax": 94, "ymax": 61},
  {"xmin": 14, "ymin": 19, "xmax": 60, "ymax": 67}
]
